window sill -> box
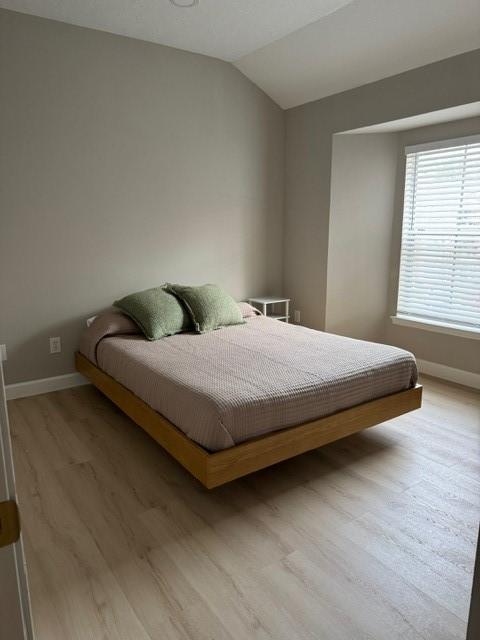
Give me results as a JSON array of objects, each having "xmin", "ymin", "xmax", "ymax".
[{"xmin": 391, "ymin": 315, "xmax": 480, "ymax": 340}]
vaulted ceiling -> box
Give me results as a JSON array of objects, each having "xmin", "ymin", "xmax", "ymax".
[{"xmin": 1, "ymin": 0, "xmax": 479, "ymax": 109}]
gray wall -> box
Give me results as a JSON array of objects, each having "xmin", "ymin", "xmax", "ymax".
[
  {"xmin": 285, "ymin": 49, "xmax": 480, "ymax": 336},
  {"xmin": 385, "ymin": 116, "xmax": 480, "ymax": 374},
  {"xmin": 1, "ymin": 8, "xmax": 478, "ymax": 385},
  {"xmin": 0, "ymin": 10, "xmax": 284, "ymax": 384},
  {"xmin": 326, "ymin": 133, "xmax": 398, "ymax": 342}
]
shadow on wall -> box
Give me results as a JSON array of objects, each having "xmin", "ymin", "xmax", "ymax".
[
  {"xmin": 4, "ymin": 314, "xmax": 94, "ymax": 386},
  {"xmin": 326, "ymin": 131, "xmax": 399, "ymax": 344}
]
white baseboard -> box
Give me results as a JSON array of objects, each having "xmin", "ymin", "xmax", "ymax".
[
  {"xmin": 416, "ymin": 359, "xmax": 480, "ymax": 390},
  {"xmin": 6, "ymin": 372, "xmax": 88, "ymax": 400}
]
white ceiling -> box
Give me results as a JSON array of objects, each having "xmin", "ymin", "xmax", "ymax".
[
  {"xmin": 0, "ymin": 0, "xmax": 353, "ymax": 61},
  {"xmin": 2, "ymin": 0, "xmax": 479, "ymax": 109},
  {"xmin": 235, "ymin": 0, "xmax": 480, "ymax": 108}
]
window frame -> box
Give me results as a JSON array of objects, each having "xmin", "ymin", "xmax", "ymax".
[{"xmin": 392, "ymin": 133, "xmax": 480, "ymax": 338}]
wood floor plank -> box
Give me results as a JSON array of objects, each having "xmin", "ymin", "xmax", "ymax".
[
  {"xmin": 9, "ymin": 397, "xmax": 91, "ymax": 473},
  {"xmin": 9, "ymin": 420, "xmax": 151, "ymax": 639},
  {"xmin": 339, "ymin": 505, "xmax": 473, "ymax": 620},
  {"xmin": 8, "ymin": 378, "xmax": 480, "ymax": 640}
]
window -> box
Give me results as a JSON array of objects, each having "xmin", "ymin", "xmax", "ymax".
[{"xmin": 395, "ymin": 135, "xmax": 480, "ymax": 335}]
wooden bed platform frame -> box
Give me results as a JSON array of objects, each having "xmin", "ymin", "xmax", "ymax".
[{"xmin": 75, "ymin": 352, "xmax": 422, "ymax": 489}]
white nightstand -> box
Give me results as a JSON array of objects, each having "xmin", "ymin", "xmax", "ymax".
[{"xmin": 248, "ymin": 297, "xmax": 290, "ymax": 322}]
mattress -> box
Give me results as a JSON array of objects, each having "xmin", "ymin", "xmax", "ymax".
[{"xmin": 80, "ymin": 310, "xmax": 417, "ymax": 451}]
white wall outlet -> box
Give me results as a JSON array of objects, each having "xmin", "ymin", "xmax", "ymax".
[
  {"xmin": 294, "ymin": 310, "xmax": 301, "ymax": 324},
  {"xmin": 49, "ymin": 337, "xmax": 61, "ymax": 354},
  {"xmin": 0, "ymin": 344, "xmax": 7, "ymax": 362}
]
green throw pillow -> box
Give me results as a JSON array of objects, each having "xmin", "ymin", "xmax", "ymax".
[
  {"xmin": 166, "ymin": 283, "xmax": 245, "ymax": 333},
  {"xmin": 114, "ymin": 286, "xmax": 192, "ymax": 340}
]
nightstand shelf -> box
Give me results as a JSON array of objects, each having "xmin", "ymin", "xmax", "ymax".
[{"xmin": 248, "ymin": 297, "xmax": 290, "ymax": 323}]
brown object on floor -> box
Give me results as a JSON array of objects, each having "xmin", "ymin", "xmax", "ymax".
[
  {"xmin": 75, "ymin": 351, "xmax": 422, "ymax": 488},
  {"xmin": 9, "ymin": 377, "xmax": 479, "ymax": 640},
  {"xmin": 0, "ymin": 499, "xmax": 20, "ymax": 548}
]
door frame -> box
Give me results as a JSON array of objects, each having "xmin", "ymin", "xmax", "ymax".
[
  {"xmin": 0, "ymin": 361, "xmax": 34, "ymax": 640},
  {"xmin": 467, "ymin": 527, "xmax": 480, "ymax": 640}
]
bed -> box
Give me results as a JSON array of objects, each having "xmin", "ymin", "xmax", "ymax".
[{"xmin": 76, "ymin": 305, "xmax": 421, "ymax": 488}]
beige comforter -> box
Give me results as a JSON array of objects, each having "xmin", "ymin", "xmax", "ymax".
[{"xmin": 80, "ymin": 308, "xmax": 417, "ymax": 451}]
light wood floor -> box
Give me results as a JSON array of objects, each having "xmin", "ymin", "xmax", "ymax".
[{"xmin": 8, "ymin": 376, "xmax": 479, "ymax": 640}]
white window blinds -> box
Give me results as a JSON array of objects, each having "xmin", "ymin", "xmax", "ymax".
[{"xmin": 397, "ymin": 135, "xmax": 480, "ymax": 331}]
